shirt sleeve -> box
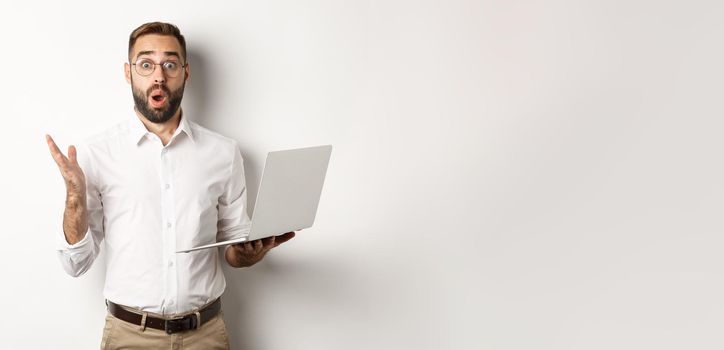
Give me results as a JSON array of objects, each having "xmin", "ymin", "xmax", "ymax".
[
  {"xmin": 216, "ymin": 141, "xmax": 252, "ymax": 243},
  {"xmin": 56, "ymin": 143, "xmax": 105, "ymax": 277}
]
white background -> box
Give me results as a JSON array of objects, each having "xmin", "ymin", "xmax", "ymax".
[{"xmin": 1, "ymin": 0, "xmax": 723, "ymax": 349}]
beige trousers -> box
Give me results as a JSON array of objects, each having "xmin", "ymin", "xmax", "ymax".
[{"xmin": 100, "ymin": 309, "xmax": 231, "ymax": 349}]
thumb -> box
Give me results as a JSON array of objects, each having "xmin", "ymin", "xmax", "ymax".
[{"xmin": 68, "ymin": 145, "xmax": 77, "ymax": 164}]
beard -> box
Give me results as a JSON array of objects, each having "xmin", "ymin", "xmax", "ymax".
[{"xmin": 132, "ymin": 82, "xmax": 185, "ymax": 124}]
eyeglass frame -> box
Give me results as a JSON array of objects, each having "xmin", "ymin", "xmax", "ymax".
[{"xmin": 129, "ymin": 58, "xmax": 188, "ymax": 78}]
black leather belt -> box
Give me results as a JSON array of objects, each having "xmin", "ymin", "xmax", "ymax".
[{"xmin": 106, "ymin": 298, "xmax": 221, "ymax": 334}]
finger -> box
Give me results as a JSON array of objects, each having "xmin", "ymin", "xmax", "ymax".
[
  {"xmin": 45, "ymin": 134, "xmax": 69, "ymax": 166},
  {"xmin": 258, "ymin": 237, "xmax": 273, "ymax": 252},
  {"xmin": 253, "ymin": 239, "xmax": 263, "ymax": 253},
  {"xmin": 261, "ymin": 236, "xmax": 274, "ymax": 247},
  {"xmin": 68, "ymin": 145, "xmax": 78, "ymax": 165},
  {"xmin": 46, "ymin": 134, "xmax": 65, "ymax": 159},
  {"xmin": 275, "ymin": 231, "xmax": 295, "ymax": 247},
  {"xmin": 236, "ymin": 243, "xmax": 251, "ymax": 255},
  {"xmin": 243, "ymin": 242, "xmax": 254, "ymax": 254}
]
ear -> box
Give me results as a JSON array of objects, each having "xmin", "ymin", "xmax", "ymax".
[
  {"xmin": 124, "ymin": 63, "xmax": 131, "ymax": 84},
  {"xmin": 184, "ymin": 63, "xmax": 190, "ymax": 83}
]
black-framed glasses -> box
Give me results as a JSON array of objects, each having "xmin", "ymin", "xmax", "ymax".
[{"xmin": 131, "ymin": 58, "xmax": 187, "ymax": 78}]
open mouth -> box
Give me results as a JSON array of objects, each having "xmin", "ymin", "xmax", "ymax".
[{"xmin": 149, "ymin": 90, "xmax": 167, "ymax": 107}]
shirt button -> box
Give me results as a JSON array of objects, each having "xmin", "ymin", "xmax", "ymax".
[
  {"xmin": 165, "ymin": 184, "xmax": 170, "ymax": 190},
  {"xmin": 166, "ymin": 222, "xmax": 172, "ymax": 228},
  {"xmin": 168, "ymin": 299, "xmax": 175, "ymax": 306},
  {"xmin": 168, "ymin": 260, "xmax": 174, "ymax": 267}
]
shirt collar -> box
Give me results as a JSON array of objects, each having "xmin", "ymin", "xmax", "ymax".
[{"xmin": 129, "ymin": 111, "xmax": 195, "ymax": 146}]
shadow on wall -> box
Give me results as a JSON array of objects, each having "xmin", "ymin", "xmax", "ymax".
[
  {"xmin": 184, "ymin": 49, "xmax": 212, "ymax": 124},
  {"xmin": 183, "ymin": 47, "xmax": 354, "ymax": 349},
  {"xmin": 184, "ymin": 47, "xmax": 264, "ymax": 210}
]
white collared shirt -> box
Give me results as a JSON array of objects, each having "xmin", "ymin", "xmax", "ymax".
[{"xmin": 56, "ymin": 113, "xmax": 251, "ymax": 315}]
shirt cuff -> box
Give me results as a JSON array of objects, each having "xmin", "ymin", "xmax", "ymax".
[
  {"xmin": 57, "ymin": 227, "xmax": 93, "ymax": 252},
  {"xmin": 217, "ymin": 223, "xmax": 251, "ymax": 242}
]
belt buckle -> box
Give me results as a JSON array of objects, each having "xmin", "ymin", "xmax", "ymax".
[{"xmin": 164, "ymin": 315, "xmax": 198, "ymax": 334}]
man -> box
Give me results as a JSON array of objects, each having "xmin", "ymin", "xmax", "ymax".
[{"xmin": 46, "ymin": 22, "xmax": 294, "ymax": 349}]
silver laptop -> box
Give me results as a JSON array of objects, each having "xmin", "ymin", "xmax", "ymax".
[{"xmin": 176, "ymin": 145, "xmax": 332, "ymax": 253}]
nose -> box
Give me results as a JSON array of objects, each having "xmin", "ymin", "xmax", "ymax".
[{"xmin": 151, "ymin": 65, "xmax": 166, "ymax": 84}]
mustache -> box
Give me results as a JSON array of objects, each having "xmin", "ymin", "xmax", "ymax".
[{"xmin": 147, "ymin": 85, "xmax": 171, "ymax": 96}]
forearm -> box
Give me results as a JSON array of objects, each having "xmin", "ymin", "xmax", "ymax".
[{"xmin": 63, "ymin": 194, "xmax": 88, "ymax": 245}]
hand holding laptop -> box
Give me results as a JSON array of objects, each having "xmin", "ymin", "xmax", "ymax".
[
  {"xmin": 225, "ymin": 231, "xmax": 296, "ymax": 268},
  {"xmin": 176, "ymin": 145, "xmax": 332, "ymax": 254}
]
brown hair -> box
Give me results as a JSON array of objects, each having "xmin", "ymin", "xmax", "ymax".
[{"xmin": 128, "ymin": 22, "xmax": 187, "ymax": 63}]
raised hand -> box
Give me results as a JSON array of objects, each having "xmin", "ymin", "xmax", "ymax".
[
  {"xmin": 46, "ymin": 134, "xmax": 90, "ymax": 245},
  {"xmin": 45, "ymin": 134, "xmax": 87, "ymax": 201}
]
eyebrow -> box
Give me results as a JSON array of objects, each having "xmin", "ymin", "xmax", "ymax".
[{"xmin": 135, "ymin": 50, "xmax": 181, "ymax": 61}]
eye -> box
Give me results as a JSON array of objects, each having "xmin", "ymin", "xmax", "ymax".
[
  {"xmin": 163, "ymin": 61, "xmax": 178, "ymax": 70},
  {"xmin": 140, "ymin": 60, "xmax": 153, "ymax": 69}
]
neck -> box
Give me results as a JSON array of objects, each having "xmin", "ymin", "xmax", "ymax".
[{"xmin": 134, "ymin": 107, "xmax": 183, "ymax": 146}]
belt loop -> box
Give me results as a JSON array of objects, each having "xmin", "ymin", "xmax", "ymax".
[
  {"xmin": 195, "ymin": 311, "xmax": 202, "ymax": 329},
  {"xmin": 139, "ymin": 312, "xmax": 148, "ymax": 331}
]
